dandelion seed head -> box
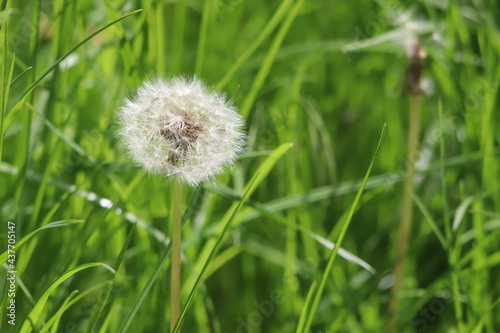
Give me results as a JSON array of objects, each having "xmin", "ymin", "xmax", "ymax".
[{"xmin": 118, "ymin": 76, "xmax": 246, "ymax": 186}]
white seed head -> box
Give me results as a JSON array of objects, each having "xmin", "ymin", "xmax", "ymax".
[{"xmin": 118, "ymin": 76, "xmax": 246, "ymax": 186}]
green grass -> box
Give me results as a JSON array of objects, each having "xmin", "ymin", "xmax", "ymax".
[{"xmin": 1, "ymin": 0, "xmax": 500, "ymax": 332}]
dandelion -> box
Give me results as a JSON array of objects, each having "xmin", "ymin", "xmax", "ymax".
[
  {"xmin": 118, "ymin": 76, "xmax": 245, "ymax": 333},
  {"xmin": 118, "ymin": 76, "xmax": 246, "ymax": 186},
  {"xmin": 390, "ymin": 37, "xmax": 427, "ymax": 333}
]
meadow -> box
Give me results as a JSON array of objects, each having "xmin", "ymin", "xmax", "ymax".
[{"xmin": 1, "ymin": 0, "xmax": 499, "ymax": 332}]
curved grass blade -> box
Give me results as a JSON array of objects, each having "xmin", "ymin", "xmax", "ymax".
[
  {"xmin": 44, "ymin": 283, "xmax": 107, "ymax": 333},
  {"xmin": 238, "ymin": 149, "xmax": 500, "ymax": 223},
  {"xmin": 458, "ymin": 229, "xmax": 500, "ymax": 268},
  {"xmin": 40, "ymin": 290, "xmax": 79, "ymax": 333},
  {"xmin": 97, "ymin": 307, "xmax": 115, "ymax": 333},
  {"xmin": 203, "ymin": 184, "xmax": 376, "ymax": 273},
  {"xmin": 10, "ymin": 66, "xmax": 32, "ymax": 87},
  {"xmin": 239, "ymin": 0, "xmax": 304, "ymax": 117},
  {"xmin": 173, "ymin": 175, "xmax": 259, "ymax": 333},
  {"xmin": 194, "ymin": 0, "xmax": 211, "ymax": 75},
  {"xmin": 172, "ymin": 142, "xmax": 293, "ymax": 332},
  {"xmin": 0, "ymin": 220, "xmax": 84, "ymax": 265},
  {"xmin": 20, "ymin": 263, "xmax": 115, "ymax": 333},
  {"xmin": 205, "ymin": 246, "xmax": 243, "ymax": 279},
  {"xmin": 300, "ymin": 123, "xmax": 386, "ymax": 332},
  {"xmin": 452, "ymin": 196, "xmax": 474, "ymax": 232},
  {"xmin": 295, "ymin": 280, "xmax": 317, "ymax": 333},
  {"xmin": 184, "ymin": 143, "xmax": 294, "ymax": 271},
  {"xmin": 85, "ymin": 223, "xmax": 137, "ymax": 333},
  {"xmin": 6, "ymin": 9, "xmax": 143, "ymax": 119},
  {"xmin": 413, "ymin": 192, "xmax": 447, "ymax": 250},
  {"xmin": 215, "ymin": 0, "xmax": 294, "ymax": 89},
  {"xmin": 0, "ymin": 36, "xmax": 15, "ymax": 164},
  {"xmin": 117, "ymin": 243, "xmax": 171, "ymax": 333},
  {"xmin": 30, "ymin": 106, "xmax": 97, "ymax": 164},
  {"xmin": 0, "ymin": 161, "xmax": 170, "ymax": 246},
  {"xmin": 13, "ymin": 269, "xmax": 36, "ymax": 306}
]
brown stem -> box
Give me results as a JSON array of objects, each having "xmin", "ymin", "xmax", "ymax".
[
  {"xmin": 389, "ymin": 94, "xmax": 420, "ymax": 330},
  {"xmin": 170, "ymin": 181, "xmax": 183, "ymax": 332}
]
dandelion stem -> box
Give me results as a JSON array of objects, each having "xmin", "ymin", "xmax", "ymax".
[
  {"xmin": 170, "ymin": 181, "xmax": 183, "ymax": 332},
  {"xmin": 389, "ymin": 93, "xmax": 420, "ymax": 329}
]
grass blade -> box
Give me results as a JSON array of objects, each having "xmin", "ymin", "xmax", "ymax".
[
  {"xmin": 239, "ymin": 0, "xmax": 304, "ymax": 117},
  {"xmin": 117, "ymin": 243, "xmax": 171, "ymax": 333},
  {"xmin": 201, "ymin": 185, "xmax": 376, "ymax": 273},
  {"xmin": 215, "ymin": 0, "xmax": 294, "ymax": 89},
  {"xmin": 31, "ymin": 107, "xmax": 97, "ymax": 164},
  {"xmin": 0, "ymin": 220, "xmax": 84, "ymax": 265},
  {"xmin": 412, "ymin": 192, "xmax": 448, "ymax": 250},
  {"xmin": 0, "ymin": 26, "xmax": 14, "ymax": 164},
  {"xmin": 300, "ymin": 123, "xmax": 386, "ymax": 332},
  {"xmin": 117, "ymin": 185, "xmax": 204, "ymax": 332},
  {"xmin": 85, "ymin": 223, "xmax": 137, "ymax": 333},
  {"xmin": 173, "ymin": 176, "xmax": 259, "ymax": 333},
  {"xmin": 295, "ymin": 280, "xmax": 317, "ymax": 333},
  {"xmin": 6, "ymin": 9, "xmax": 143, "ymax": 120},
  {"xmin": 20, "ymin": 263, "xmax": 115, "ymax": 333},
  {"xmin": 452, "ymin": 197, "xmax": 474, "ymax": 232},
  {"xmin": 42, "ymin": 289, "xmax": 79, "ymax": 333},
  {"xmin": 194, "ymin": 0, "xmax": 210, "ymax": 75},
  {"xmin": 172, "ymin": 142, "xmax": 293, "ymax": 332},
  {"xmin": 40, "ymin": 285, "xmax": 105, "ymax": 333},
  {"xmin": 10, "ymin": 66, "xmax": 32, "ymax": 87}
]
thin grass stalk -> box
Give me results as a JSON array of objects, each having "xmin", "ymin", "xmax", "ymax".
[
  {"xmin": 300, "ymin": 124, "xmax": 386, "ymax": 333},
  {"xmin": 170, "ymin": 181, "xmax": 183, "ymax": 332},
  {"xmin": 194, "ymin": 0, "xmax": 210, "ymax": 75},
  {"xmin": 439, "ymin": 98, "xmax": 466, "ymax": 333},
  {"xmin": 11, "ymin": 9, "xmax": 142, "ymax": 110}
]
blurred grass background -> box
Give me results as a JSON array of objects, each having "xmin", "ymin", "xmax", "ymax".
[{"xmin": 1, "ymin": 0, "xmax": 499, "ymax": 332}]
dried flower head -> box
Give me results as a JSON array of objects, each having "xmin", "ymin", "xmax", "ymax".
[
  {"xmin": 118, "ymin": 76, "xmax": 246, "ymax": 186},
  {"xmin": 402, "ymin": 40, "xmax": 427, "ymax": 95}
]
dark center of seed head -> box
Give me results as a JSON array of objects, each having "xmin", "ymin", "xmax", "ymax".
[{"xmin": 159, "ymin": 113, "xmax": 203, "ymax": 157}]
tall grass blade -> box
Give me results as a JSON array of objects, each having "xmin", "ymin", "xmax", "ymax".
[
  {"xmin": 20, "ymin": 263, "xmax": 115, "ymax": 333},
  {"xmin": 7, "ymin": 9, "xmax": 143, "ymax": 118},
  {"xmin": 0, "ymin": 220, "xmax": 84, "ymax": 265},
  {"xmin": 85, "ymin": 223, "xmax": 137, "ymax": 333},
  {"xmin": 295, "ymin": 280, "xmax": 317, "ymax": 333},
  {"xmin": 215, "ymin": 0, "xmax": 294, "ymax": 89},
  {"xmin": 239, "ymin": 0, "xmax": 304, "ymax": 117},
  {"xmin": 117, "ymin": 243, "xmax": 171, "ymax": 333},
  {"xmin": 172, "ymin": 142, "xmax": 293, "ymax": 332},
  {"xmin": 300, "ymin": 123, "xmax": 386, "ymax": 332},
  {"xmin": 0, "ymin": 25, "xmax": 14, "ymax": 164}
]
